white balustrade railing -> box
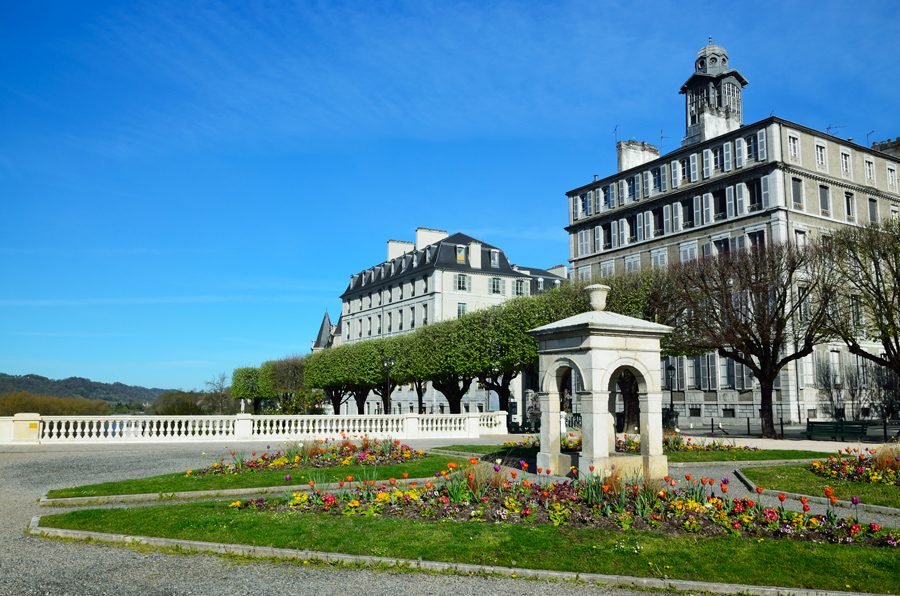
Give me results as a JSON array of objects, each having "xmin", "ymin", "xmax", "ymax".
[
  {"xmin": 39, "ymin": 415, "xmax": 237, "ymax": 443},
  {"xmin": 0, "ymin": 411, "xmax": 509, "ymax": 445}
]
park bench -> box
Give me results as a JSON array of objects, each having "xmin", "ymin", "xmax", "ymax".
[{"xmin": 805, "ymin": 420, "xmax": 869, "ymax": 441}]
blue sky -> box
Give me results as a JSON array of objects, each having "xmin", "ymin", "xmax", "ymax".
[{"xmin": 2, "ymin": 0, "xmax": 899, "ymax": 391}]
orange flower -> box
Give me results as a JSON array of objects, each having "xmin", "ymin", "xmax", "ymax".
[
  {"xmin": 803, "ymin": 504, "xmax": 810, "ymax": 512},
  {"xmin": 389, "ymin": 478, "xmax": 396, "ymax": 485},
  {"xmin": 469, "ymin": 458, "xmax": 478, "ymax": 465},
  {"xmin": 448, "ymin": 462, "xmax": 458, "ymax": 469},
  {"xmin": 778, "ymin": 494, "xmax": 786, "ymax": 502},
  {"xmin": 830, "ymin": 495, "xmax": 838, "ymax": 505},
  {"xmin": 402, "ymin": 472, "xmax": 408, "ymax": 479},
  {"xmin": 685, "ymin": 474, "xmax": 692, "ymax": 481},
  {"xmin": 546, "ymin": 469, "xmax": 551, "ymax": 475},
  {"xmin": 589, "ymin": 466, "xmax": 595, "ymax": 472},
  {"xmin": 522, "ymin": 463, "xmax": 529, "ymax": 470},
  {"xmin": 339, "ymin": 481, "xmax": 344, "ymax": 487},
  {"xmin": 468, "ymin": 473, "xmax": 474, "ymax": 480},
  {"xmin": 824, "ymin": 487, "xmax": 834, "ymax": 497},
  {"xmin": 664, "ymin": 476, "xmax": 671, "ymax": 482},
  {"xmin": 231, "ymin": 451, "xmax": 235, "ymax": 456},
  {"xmin": 720, "ymin": 484, "xmax": 728, "ymax": 494},
  {"xmin": 369, "ymin": 480, "xmax": 375, "ymax": 486},
  {"xmin": 756, "ymin": 486, "xmax": 764, "ymax": 494},
  {"xmin": 410, "ymin": 482, "xmax": 417, "ymax": 488},
  {"xmin": 346, "ymin": 475, "xmax": 353, "ymax": 482},
  {"xmin": 602, "ymin": 485, "xmax": 610, "ymax": 493},
  {"xmin": 537, "ymin": 468, "xmax": 543, "ymax": 474},
  {"xmin": 510, "ymin": 471, "xmax": 517, "ymax": 479},
  {"xmin": 800, "ymin": 497, "xmax": 808, "ymax": 504}
]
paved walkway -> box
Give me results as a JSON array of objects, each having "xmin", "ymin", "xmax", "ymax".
[{"xmin": 0, "ymin": 436, "xmax": 895, "ymax": 595}]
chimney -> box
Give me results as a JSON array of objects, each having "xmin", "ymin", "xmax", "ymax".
[
  {"xmin": 872, "ymin": 137, "xmax": 900, "ymax": 159},
  {"xmin": 387, "ymin": 239, "xmax": 413, "ymax": 261},
  {"xmin": 415, "ymin": 227, "xmax": 449, "ymax": 250},
  {"xmin": 547, "ymin": 264, "xmax": 568, "ymax": 279},
  {"xmin": 468, "ymin": 240, "xmax": 482, "ymax": 269},
  {"xmin": 617, "ymin": 140, "xmax": 659, "ymax": 172}
]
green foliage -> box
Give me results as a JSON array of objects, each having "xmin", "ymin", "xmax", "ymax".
[
  {"xmin": 149, "ymin": 391, "xmax": 204, "ymax": 415},
  {"xmin": 0, "ymin": 391, "xmax": 110, "ymax": 416},
  {"xmin": 0, "ymin": 373, "xmax": 168, "ymax": 405},
  {"xmin": 306, "ymin": 284, "xmax": 592, "ymax": 414}
]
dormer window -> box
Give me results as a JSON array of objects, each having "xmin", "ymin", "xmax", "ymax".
[
  {"xmin": 537, "ymin": 278, "xmax": 544, "ymax": 291},
  {"xmin": 490, "ymin": 250, "xmax": 500, "ymax": 267},
  {"xmin": 456, "ymin": 246, "xmax": 466, "ymax": 263}
]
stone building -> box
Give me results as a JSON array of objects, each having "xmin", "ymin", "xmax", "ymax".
[
  {"xmin": 565, "ymin": 41, "xmax": 900, "ymax": 424},
  {"xmin": 314, "ymin": 227, "xmax": 566, "ymax": 418}
]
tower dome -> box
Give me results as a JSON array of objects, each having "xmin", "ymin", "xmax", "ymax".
[
  {"xmin": 679, "ymin": 39, "xmax": 748, "ymax": 146},
  {"xmin": 695, "ymin": 38, "xmax": 729, "ymax": 75}
]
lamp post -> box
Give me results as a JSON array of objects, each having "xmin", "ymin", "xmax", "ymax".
[
  {"xmin": 381, "ymin": 356, "xmax": 395, "ymax": 415},
  {"xmin": 666, "ymin": 364, "xmax": 676, "ymax": 429}
]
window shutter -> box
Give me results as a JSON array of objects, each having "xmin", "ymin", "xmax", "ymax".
[
  {"xmin": 634, "ymin": 175, "xmax": 641, "ymax": 200},
  {"xmin": 645, "ymin": 209, "xmax": 653, "ymax": 239},
  {"xmin": 724, "ymin": 142, "xmax": 732, "ymax": 172},
  {"xmin": 636, "ymin": 212, "xmax": 644, "ymax": 241},
  {"xmin": 610, "ymin": 183, "xmax": 617, "ymax": 207},
  {"xmin": 700, "ymin": 355, "xmax": 709, "ymax": 390},
  {"xmin": 677, "ymin": 356, "xmax": 685, "ymax": 391},
  {"xmin": 619, "ymin": 180, "xmax": 626, "ymax": 205},
  {"xmin": 585, "ymin": 194, "xmax": 592, "ymax": 215},
  {"xmin": 663, "ymin": 205, "xmax": 671, "ymax": 234},
  {"xmin": 727, "ymin": 358, "xmax": 735, "ymax": 389},
  {"xmin": 610, "ymin": 221, "xmax": 618, "ymax": 248},
  {"xmin": 735, "ymin": 138, "xmax": 744, "ymax": 168},
  {"xmin": 703, "ymin": 193, "xmax": 712, "ymax": 224},
  {"xmin": 673, "ymin": 202, "xmax": 681, "ymax": 231},
  {"xmin": 500, "ymin": 279, "xmax": 506, "ymax": 294},
  {"xmin": 671, "ymin": 161, "xmax": 680, "ymax": 188},
  {"xmin": 693, "ymin": 195, "xmax": 701, "ymax": 226},
  {"xmin": 726, "ymin": 186, "xmax": 735, "ymax": 218},
  {"xmin": 643, "ymin": 171, "xmax": 650, "ymax": 197},
  {"xmin": 660, "ymin": 165, "xmax": 668, "ymax": 192},
  {"xmin": 797, "ymin": 358, "xmax": 805, "ymax": 389},
  {"xmin": 761, "ymin": 175, "xmax": 770, "ymax": 208},
  {"xmin": 729, "ymin": 237, "xmax": 737, "ymax": 253},
  {"xmin": 702, "ymin": 242, "xmax": 712, "ymax": 258},
  {"xmin": 594, "ymin": 190, "xmax": 601, "ymax": 214},
  {"xmin": 690, "ymin": 153, "xmax": 698, "ymax": 182},
  {"xmin": 572, "ymin": 196, "xmax": 578, "ymax": 220},
  {"xmin": 702, "ymin": 149, "xmax": 711, "ymax": 178},
  {"xmin": 735, "ymin": 360, "xmax": 744, "ymax": 390},
  {"xmin": 619, "ymin": 219, "xmax": 627, "ymax": 244},
  {"xmin": 757, "ymin": 129, "xmax": 767, "ymax": 161},
  {"xmin": 708, "ymin": 354, "xmax": 718, "ymax": 390},
  {"xmin": 736, "ymin": 183, "xmax": 746, "ymax": 214}
]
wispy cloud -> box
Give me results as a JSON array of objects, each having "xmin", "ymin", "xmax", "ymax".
[{"xmin": 7, "ymin": 331, "xmax": 131, "ymax": 338}]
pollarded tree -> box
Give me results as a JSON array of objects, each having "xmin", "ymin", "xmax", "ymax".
[
  {"xmin": 304, "ymin": 347, "xmax": 353, "ymax": 415},
  {"xmin": 409, "ymin": 318, "xmax": 478, "ymax": 414},
  {"xmin": 465, "ymin": 284, "xmax": 593, "ymax": 414},
  {"xmin": 269, "ymin": 355, "xmax": 323, "ymax": 414},
  {"xmin": 825, "ymin": 218, "xmax": 900, "ymax": 381},
  {"xmin": 667, "ymin": 241, "xmax": 836, "ymax": 438},
  {"xmin": 231, "ymin": 366, "xmax": 276, "ymax": 414}
]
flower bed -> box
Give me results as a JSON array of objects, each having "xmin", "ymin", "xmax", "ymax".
[
  {"xmin": 229, "ymin": 461, "xmax": 898, "ymax": 548},
  {"xmin": 190, "ymin": 437, "xmax": 427, "ymax": 476},
  {"xmin": 810, "ymin": 446, "xmax": 900, "ymax": 486},
  {"xmin": 501, "ymin": 433, "xmax": 761, "ymax": 454}
]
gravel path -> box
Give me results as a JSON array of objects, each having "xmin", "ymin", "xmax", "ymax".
[{"xmin": 0, "ymin": 438, "xmax": 895, "ymax": 595}]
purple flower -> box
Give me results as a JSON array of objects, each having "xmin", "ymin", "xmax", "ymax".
[
  {"xmin": 721, "ymin": 477, "xmax": 730, "ymax": 485},
  {"xmin": 852, "ymin": 496, "xmax": 860, "ymax": 505},
  {"xmin": 494, "ymin": 465, "xmax": 501, "ymax": 472},
  {"xmin": 285, "ymin": 474, "xmax": 291, "ymax": 483}
]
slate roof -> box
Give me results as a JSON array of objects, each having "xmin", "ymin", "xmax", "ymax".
[
  {"xmin": 340, "ymin": 232, "xmax": 526, "ymax": 299},
  {"xmin": 312, "ymin": 310, "xmax": 333, "ymax": 350}
]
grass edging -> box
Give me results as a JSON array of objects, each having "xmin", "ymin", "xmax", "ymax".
[
  {"xmin": 27, "ymin": 515, "xmax": 854, "ymax": 596},
  {"xmin": 733, "ymin": 469, "xmax": 900, "ymax": 516},
  {"xmin": 39, "ymin": 478, "xmax": 431, "ymax": 507}
]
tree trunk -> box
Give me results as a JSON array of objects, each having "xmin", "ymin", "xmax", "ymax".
[
  {"xmin": 431, "ymin": 376, "xmax": 472, "ymax": 415},
  {"xmin": 481, "ymin": 372, "xmax": 512, "ymax": 413},
  {"xmin": 414, "ymin": 380, "xmax": 426, "ymax": 414},
  {"xmin": 371, "ymin": 381, "xmax": 396, "ymax": 415},
  {"xmin": 325, "ymin": 388, "xmax": 343, "ymax": 415},
  {"xmin": 351, "ymin": 387, "xmax": 369, "ymax": 415},
  {"xmin": 618, "ymin": 371, "xmax": 640, "ymax": 431},
  {"xmin": 759, "ymin": 382, "xmax": 777, "ymax": 438}
]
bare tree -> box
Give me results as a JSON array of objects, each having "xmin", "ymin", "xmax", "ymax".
[
  {"xmin": 826, "ymin": 219, "xmax": 900, "ymax": 378},
  {"xmin": 816, "ymin": 353, "xmax": 867, "ymax": 420},
  {"xmin": 667, "ymin": 241, "xmax": 836, "ymax": 437},
  {"xmin": 202, "ymin": 372, "xmax": 234, "ymax": 414}
]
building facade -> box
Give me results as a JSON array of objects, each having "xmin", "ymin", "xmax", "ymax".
[
  {"xmin": 565, "ymin": 42, "xmax": 900, "ymax": 424},
  {"xmin": 314, "ymin": 227, "xmax": 566, "ymax": 418}
]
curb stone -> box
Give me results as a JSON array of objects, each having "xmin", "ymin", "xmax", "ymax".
[
  {"xmin": 27, "ymin": 515, "xmax": 875, "ymax": 596},
  {"xmin": 733, "ymin": 469, "xmax": 900, "ymax": 516}
]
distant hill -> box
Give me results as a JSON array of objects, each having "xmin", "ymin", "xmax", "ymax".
[{"xmin": 0, "ymin": 373, "xmax": 171, "ymax": 405}]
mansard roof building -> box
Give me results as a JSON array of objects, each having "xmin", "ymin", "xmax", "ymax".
[{"xmin": 565, "ymin": 41, "xmax": 900, "ymax": 423}]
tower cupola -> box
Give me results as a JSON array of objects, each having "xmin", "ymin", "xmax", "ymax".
[{"xmin": 680, "ymin": 38, "xmax": 748, "ymax": 147}]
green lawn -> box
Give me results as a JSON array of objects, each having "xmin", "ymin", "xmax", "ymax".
[
  {"xmin": 46, "ymin": 455, "xmax": 457, "ymax": 499},
  {"xmin": 39, "ymin": 502, "xmax": 899, "ymax": 594},
  {"xmin": 438, "ymin": 445, "xmax": 836, "ymax": 463},
  {"xmin": 742, "ymin": 465, "xmax": 900, "ymax": 509}
]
